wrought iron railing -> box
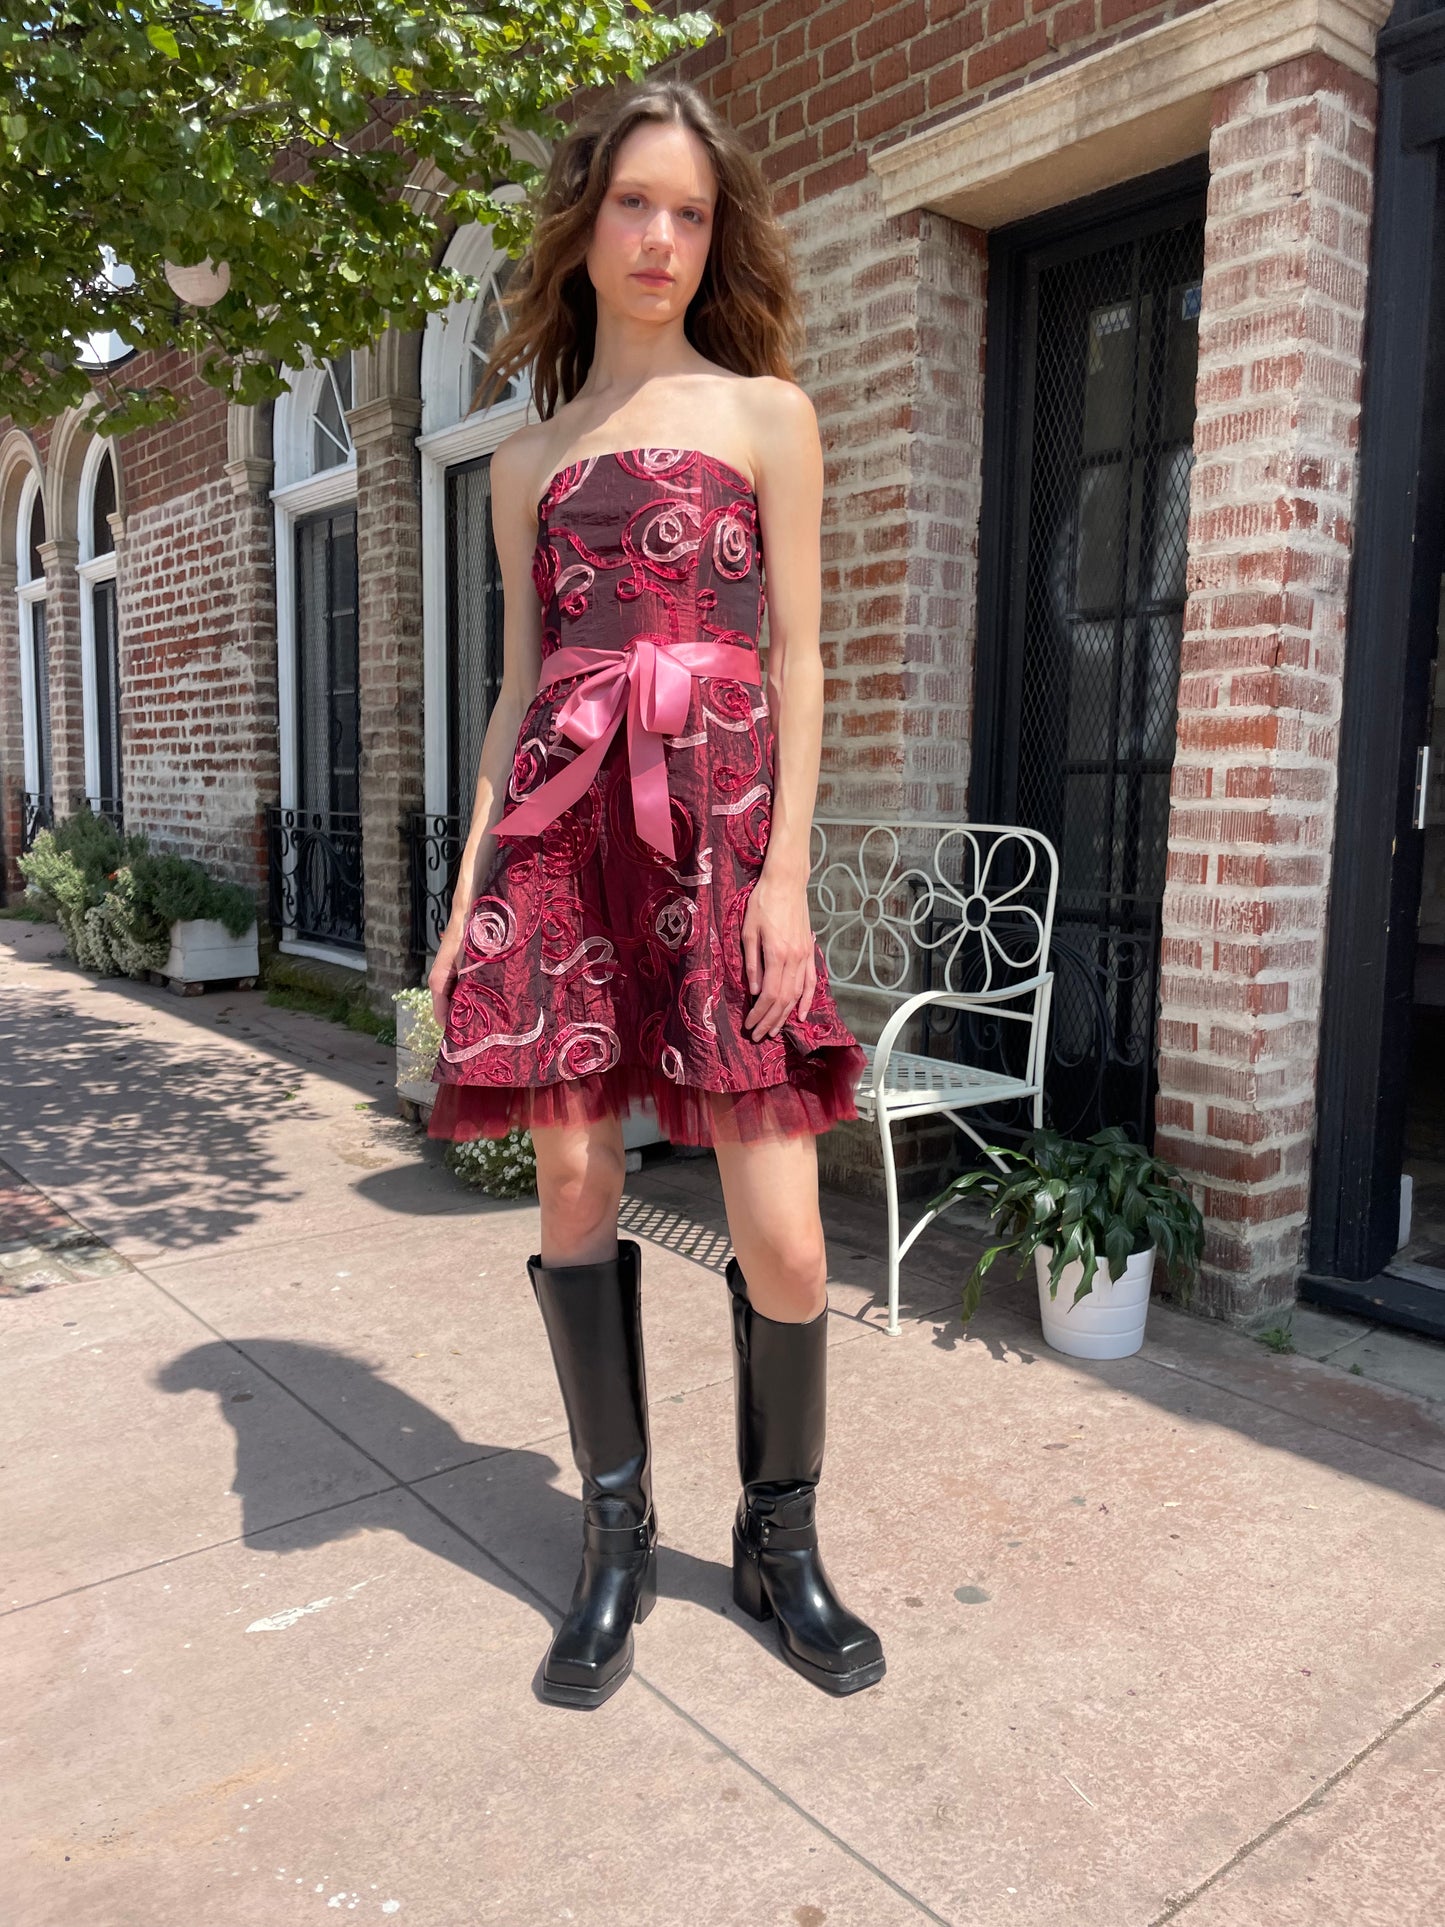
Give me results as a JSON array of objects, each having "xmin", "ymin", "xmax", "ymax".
[
  {"xmin": 95, "ymin": 795, "xmax": 124, "ymax": 835},
  {"xmin": 408, "ymin": 811, "xmax": 462, "ymax": 963},
  {"xmin": 21, "ymin": 791, "xmax": 53, "ymax": 853},
  {"xmin": 266, "ymin": 806, "xmax": 364, "ymax": 952}
]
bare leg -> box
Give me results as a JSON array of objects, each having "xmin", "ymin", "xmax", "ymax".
[
  {"xmin": 529, "ymin": 1111, "xmax": 627, "ymax": 1266},
  {"xmin": 708, "ymin": 1112, "xmax": 828, "ymax": 1322}
]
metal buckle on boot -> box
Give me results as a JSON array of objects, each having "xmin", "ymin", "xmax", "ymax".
[
  {"xmin": 757, "ymin": 1517, "xmax": 817, "ymax": 1551},
  {"xmin": 740, "ymin": 1503, "xmax": 816, "ymax": 1553},
  {"xmin": 583, "ymin": 1509, "xmax": 655, "ymax": 1554}
]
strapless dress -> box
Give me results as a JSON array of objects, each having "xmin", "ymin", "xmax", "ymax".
[{"xmin": 427, "ymin": 444, "xmax": 867, "ymax": 1146}]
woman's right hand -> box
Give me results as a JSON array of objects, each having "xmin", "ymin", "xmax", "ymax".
[{"xmin": 429, "ymin": 921, "xmax": 464, "ymax": 1032}]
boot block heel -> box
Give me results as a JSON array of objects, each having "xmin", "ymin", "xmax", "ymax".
[{"xmin": 731, "ymin": 1527, "xmax": 772, "ymax": 1622}]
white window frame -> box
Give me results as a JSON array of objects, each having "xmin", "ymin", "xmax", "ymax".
[
  {"xmin": 15, "ymin": 471, "xmax": 48, "ymax": 798},
  {"xmin": 270, "ymin": 354, "xmax": 364, "ymax": 971},
  {"xmin": 417, "ymin": 207, "xmax": 533, "ymax": 823},
  {"xmin": 77, "ymin": 437, "xmax": 119, "ymax": 811}
]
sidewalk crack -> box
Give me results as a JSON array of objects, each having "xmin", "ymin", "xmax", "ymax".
[{"xmin": 1151, "ymin": 1674, "xmax": 1445, "ymax": 1922}]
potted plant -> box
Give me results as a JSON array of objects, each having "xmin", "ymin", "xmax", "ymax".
[
  {"xmin": 131, "ymin": 851, "xmax": 259, "ymax": 988},
  {"xmin": 18, "ymin": 806, "xmax": 258, "ymax": 987},
  {"xmin": 392, "ymin": 985, "xmax": 444, "ymax": 1108},
  {"xmin": 926, "ymin": 1126, "xmax": 1205, "ymax": 1359}
]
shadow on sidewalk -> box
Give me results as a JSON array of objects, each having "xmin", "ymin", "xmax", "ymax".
[
  {"xmin": 155, "ymin": 1338, "xmax": 752, "ymax": 1664},
  {"xmin": 0, "ymin": 949, "xmax": 486, "ymax": 1255}
]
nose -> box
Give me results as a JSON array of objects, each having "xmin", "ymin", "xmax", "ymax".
[{"xmin": 641, "ymin": 207, "xmax": 677, "ymax": 251}]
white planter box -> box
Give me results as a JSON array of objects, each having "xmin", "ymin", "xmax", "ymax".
[
  {"xmin": 394, "ymin": 997, "xmax": 442, "ymax": 1107},
  {"xmin": 165, "ymin": 918, "xmax": 259, "ymax": 987},
  {"xmin": 1034, "ymin": 1244, "xmax": 1156, "ymax": 1360}
]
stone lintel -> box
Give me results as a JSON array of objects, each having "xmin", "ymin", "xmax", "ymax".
[{"xmin": 868, "ymin": 0, "xmax": 1392, "ymax": 230}]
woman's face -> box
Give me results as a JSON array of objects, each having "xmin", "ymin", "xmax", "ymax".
[{"xmin": 586, "ymin": 118, "xmax": 717, "ymax": 324}]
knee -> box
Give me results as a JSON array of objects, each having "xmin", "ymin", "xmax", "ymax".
[
  {"xmin": 743, "ymin": 1229, "xmax": 828, "ymax": 1323},
  {"xmin": 536, "ymin": 1136, "xmax": 625, "ymax": 1263}
]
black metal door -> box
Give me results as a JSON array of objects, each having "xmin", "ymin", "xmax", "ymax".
[
  {"xmin": 445, "ymin": 455, "xmax": 505, "ymax": 823},
  {"xmin": 93, "ymin": 576, "xmax": 122, "ymax": 823},
  {"xmin": 409, "ymin": 456, "xmax": 505, "ymax": 962},
  {"xmin": 284, "ymin": 506, "xmax": 363, "ymax": 949},
  {"xmin": 976, "ymin": 175, "xmax": 1205, "ymax": 1141}
]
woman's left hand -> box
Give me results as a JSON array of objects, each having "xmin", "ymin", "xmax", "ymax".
[{"xmin": 742, "ymin": 868, "xmax": 818, "ymax": 1040}]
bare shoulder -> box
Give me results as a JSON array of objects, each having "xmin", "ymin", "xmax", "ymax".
[
  {"xmin": 488, "ymin": 421, "xmax": 553, "ymax": 517},
  {"xmin": 737, "ymin": 376, "xmax": 822, "ymax": 494}
]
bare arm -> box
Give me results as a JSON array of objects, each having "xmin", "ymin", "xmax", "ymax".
[
  {"xmin": 429, "ymin": 432, "xmax": 545, "ymax": 1026},
  {"xmin": 741, "ymin": 381, "xmax": 827, "ymax": 1038}
]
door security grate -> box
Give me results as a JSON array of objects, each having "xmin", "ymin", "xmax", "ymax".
[{"xmin": 971, "ymin": 197, "xmax": 1205, "ymax": 1142}]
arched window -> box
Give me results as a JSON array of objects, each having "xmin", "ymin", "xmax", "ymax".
[
  {"xmin": 312, "ymin": 354, "xmax": 354, "ymax": 474},
  {"xmin": 414, "ymin": 206, "xmax": 532, "ymax": 954},
  {"xmin": 16, "ymin": 474, "xmax": 52, "ymax": 849},
  {"xmin": 273, "ymin": 352, "xmax": 357, "ymax": 492},
  {"xmin": 78, "ymin": 441, "xmax": 122, "ymax": 826},
  {"xmin": 269, "ymin": 352, "xmax": 363, "ymax": 960}
]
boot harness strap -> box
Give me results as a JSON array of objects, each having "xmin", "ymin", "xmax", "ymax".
[
  {"xmin": 740, "ymin": 1511, "xmax": 818, "ymax": 1553},
  {"xmin": 583, "ymin": 1511, "xmax": 655, "ymax": 1554}
]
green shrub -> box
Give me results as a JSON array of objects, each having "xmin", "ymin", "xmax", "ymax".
[
  {"xmin": 18, "ymin": 830, "xmax": 95, "ymax": 956},
  {"xmin": 17, "ymin": 806, "xmax": 256, "ymax": 978},
  {"xmin": 76, "ymin": 868, "xmax": 172, "ymax": 977},
  {"xmin": 392, "ymin": 985, "xmax": 444, "ymax": 1067},
  {"xmin": 444, "ymin": 1129, "xmax": 538, "ymax": 1199},
  {"xmin": 130, "ymin": 851, "xmax": 257, "ymax": 938}
]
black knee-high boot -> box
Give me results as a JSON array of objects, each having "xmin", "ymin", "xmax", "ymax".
[
  {"xmin": 527, "ymin": 1237, "xmax": 658, "ymax": 1708},
  {"xmin": 726, "ymin": 1256, "xmax": 886, "ymax": 1696}
]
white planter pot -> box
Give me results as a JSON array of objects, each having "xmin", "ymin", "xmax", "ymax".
[
  {"xmin": 1034, "ymin": 1244, "xmax": 1156, "ymax": 1359},
  {"xmin": 394, "ymin": 998, "xmax": 442, "ymax": 1106},
  {"xmin": 621, "ymin": 1098, "xmax": 665, "ymax": 1151},
  {"xmin": 165, "ymin": 918, "xmax": 259, "ymax": 986}
]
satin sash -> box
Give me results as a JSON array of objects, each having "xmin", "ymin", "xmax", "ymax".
[{"xmin": 493, "ymin": 636, "xmax": 764, "ymax": 862}]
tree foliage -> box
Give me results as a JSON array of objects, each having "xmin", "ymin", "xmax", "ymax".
[{"xmin": 0, "ymin": 2, "xmax": 717, "ymax": 434}]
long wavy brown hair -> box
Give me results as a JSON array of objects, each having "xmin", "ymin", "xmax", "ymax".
[{"xmin": 469, "ymin": 78, "xmax": 804, "ymax": 420}]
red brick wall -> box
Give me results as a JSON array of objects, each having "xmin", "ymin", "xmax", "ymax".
[
  {"xmin": 117, "ymin": 466, "xmax": 277, "ymax": 893},
  {"xmin": 108, "ymin": 355, "xmax": 276, "ymax": 892},
  {"xmin": 120, "ymin": 353, "xmax": 233, "ymax": 515},
  {"xmin": 1154, "ymin": 54, "xmax": 1377, "ymax": 1324},
  {"xmin": 688, "ymin": 0, "xmax": 1223, "ymax": 211},
  {"xmin": 352, "ymin": 399, "xmax": 425, "ymax": 995}
]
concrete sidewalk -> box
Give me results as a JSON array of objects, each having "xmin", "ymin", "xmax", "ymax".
[{"xmin": 2, "ymin": 914, "xmax": 1442, "ymax": 1927}]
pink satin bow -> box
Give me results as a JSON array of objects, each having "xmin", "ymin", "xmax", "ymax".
[{"xmin": 493, "ymin": 635, "xmax": 763, "ymax": 861}]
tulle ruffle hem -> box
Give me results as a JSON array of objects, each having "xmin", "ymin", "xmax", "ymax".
[{"xmin": 425, "ymin": 1043, "xmax": 869, "ymax": 1149}]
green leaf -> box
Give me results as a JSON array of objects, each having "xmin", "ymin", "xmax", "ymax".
[{"xmin": 146, "ymin": 24, "xmax": 181, "ymax": 59}]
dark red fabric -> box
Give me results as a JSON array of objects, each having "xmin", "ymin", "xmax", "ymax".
[{"xmin": 428, "ymin": 446, "xmax": 868, "ymax": 1149}]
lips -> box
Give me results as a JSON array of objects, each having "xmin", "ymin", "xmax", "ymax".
[{"xmin": 634, "ymin": 273, "xmax": 673, "ymax": 286}]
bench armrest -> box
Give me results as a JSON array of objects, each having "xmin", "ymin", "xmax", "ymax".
[{"xmin": 869, "ymin": 973, "xmax": 1054, "ymax": 1085}]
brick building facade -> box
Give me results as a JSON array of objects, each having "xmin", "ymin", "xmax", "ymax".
[{"xmin": 6, "ymin": 0, "xmax": 1445, "ymax": 1337}]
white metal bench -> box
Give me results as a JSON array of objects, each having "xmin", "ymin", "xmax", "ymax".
[{"xmin": 807, "ymin": 819, "xmax": 1060, "ymax": 1334}]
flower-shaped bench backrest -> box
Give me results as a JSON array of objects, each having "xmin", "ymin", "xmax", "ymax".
[{"xmin": 807, "ymin": 819, "xmax": 1060, "ymax": 1005}]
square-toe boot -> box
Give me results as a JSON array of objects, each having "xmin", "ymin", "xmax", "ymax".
[
  {"xmin": 726, "ymin": 1255, "xmax": 885, "ymax": 1696},
  {"xmin": 527, "ymin": 1237, "xmax": 658, "ymax": 1708}
]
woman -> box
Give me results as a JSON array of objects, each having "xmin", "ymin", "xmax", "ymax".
[{"xmin": 427, "ymin": 76, "xmax": 885, "ymax": 1708}]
